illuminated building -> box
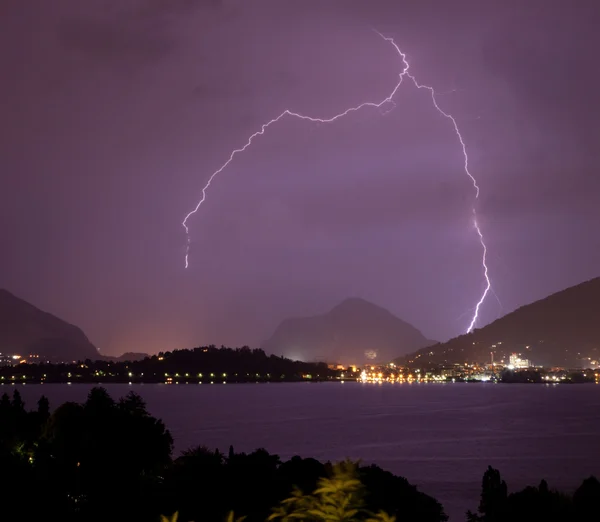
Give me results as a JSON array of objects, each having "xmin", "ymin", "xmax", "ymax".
[
  {"xmin": 0, "ymin": 353, "xmax": 24, "ymax": 366},
  {"xmin": 508, "ymin": 353, "xmax": 530, "ymax": 369}
]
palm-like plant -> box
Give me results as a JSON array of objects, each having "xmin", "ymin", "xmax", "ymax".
[
  {"xmin": 268, "ymin": 460, "xmax": 395, "ymax": 522},
  {"xmin": 162, "ymin": 461, "xmax": 395, "ymax": 522}
]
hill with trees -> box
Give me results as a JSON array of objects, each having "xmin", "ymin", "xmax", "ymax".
[{"xmin": 0, "ymin": 345, "xmax": 343, "ymax": 384}]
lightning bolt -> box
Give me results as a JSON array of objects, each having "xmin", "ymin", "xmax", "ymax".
[{"xmin": 182, "ymin": 31, "xmax": 492, "ymax": 333}]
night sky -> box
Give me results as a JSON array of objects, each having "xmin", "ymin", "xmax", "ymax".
[{"xmin": 2, "ymin": 1, "xmax": 599, "ymax": 356}]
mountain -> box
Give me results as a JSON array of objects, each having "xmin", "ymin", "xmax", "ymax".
[
  {"xmin": 262, "ymin": 297, "xmax": 433, "ymax": 365},
  {"xmin": 102, "ymin": 352, "xmax": 149, "ymax": 362},
  {"xmin": 401, "ymin": 277, "xmax": 600, "ymax": 368},
  {"xmin": 116, "ymin": 352, "xmax": 148, "ymax": 362},
  {"xmin": 0, "ymin": 289, "xmax": 99, "ymax": 362}
]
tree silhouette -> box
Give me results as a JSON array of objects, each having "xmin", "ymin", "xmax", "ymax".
[
  {"xmin": 11, "ymin": 389, "xmax": 25, "ymax": 414},
  {"xmin": 37, "ymin": 395, "xmax": 50, "ymax": 421},
  {"xmin": 573, "ymin": 476, "xmax": 600, "ymax": 521},
  {"xmin": 467, "ymin": 466, "xmax": 507, "ymax": 522},
  {"xmin": 465, "ymin": 467, "xmax": 600, "ymax": 522},
  {"xmin": 0, "ymin": 392, "xmax": 10, "ymax": 413},
  {"xmin": 36, "ymin": 387, "xmax": 173, "ymax": 521}
]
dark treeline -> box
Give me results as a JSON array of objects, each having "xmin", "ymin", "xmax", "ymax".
[
  {"xmin": 0, "ymin": 387, "xmax": 444, "ymax": 522},
  {"xmin": 0, "ymin": 346, "xmax": 344, "ymax": 384},
  {"xmin": 467, "ymin": 466, "xmax": 600, "ymax": 522},
  {"xmin": 0, "ymin": 387, "xmax": 598, "ymax": 522}
]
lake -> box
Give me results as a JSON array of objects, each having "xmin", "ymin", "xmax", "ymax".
[{"xmin": 10, "ymin": 382, "xmax": 600, "ymax": 520}]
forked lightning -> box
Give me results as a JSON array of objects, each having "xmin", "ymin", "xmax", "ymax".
[{"xmin": 182, "ymin": 31, "xmax": 492, "ymax": 333}]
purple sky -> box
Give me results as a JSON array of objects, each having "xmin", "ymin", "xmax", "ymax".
[{"xmin": 1, "ymin": 0, "xmax": 599, "ymax": 356}]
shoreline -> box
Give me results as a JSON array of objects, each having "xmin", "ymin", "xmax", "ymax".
[{"xmin": 1, "ymin": 379, "xmax": 596, "ymax": 385}]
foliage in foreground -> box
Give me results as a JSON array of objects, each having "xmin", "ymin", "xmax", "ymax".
[
  {"xmin": 164, "ymin": 462, "xmax": 397, "ymax": 522},
  {"xmin": 268, "ymin": 460, "xmax": 395, "ymax": 522},
  {"xmin": 161, "ymin": 448, "xmax": 446, "ymax": 522}
]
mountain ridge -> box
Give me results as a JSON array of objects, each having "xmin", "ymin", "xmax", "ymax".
[
  {"xmin": 262, "ymin": 297, "xmax": 433, "ymax": 365},
  {"xmin": 0, "ymin": 288, "xmax": 99, "ymax": 362},
  {"xmin": 400, "ymin": 277, "xmax": 600, "ymax": 368}
]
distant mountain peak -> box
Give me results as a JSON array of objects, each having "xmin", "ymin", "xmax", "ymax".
[
  {"xmin": 263, "ymin": 298, "xmax": 432, "ymax": 365},
  {"xmin": 334, "ymin": 296, "xmax": 373, "ymax": 308},
  {"xmin": 330, "ymin": 297, "xmax": 389, "ymax": 314}
]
